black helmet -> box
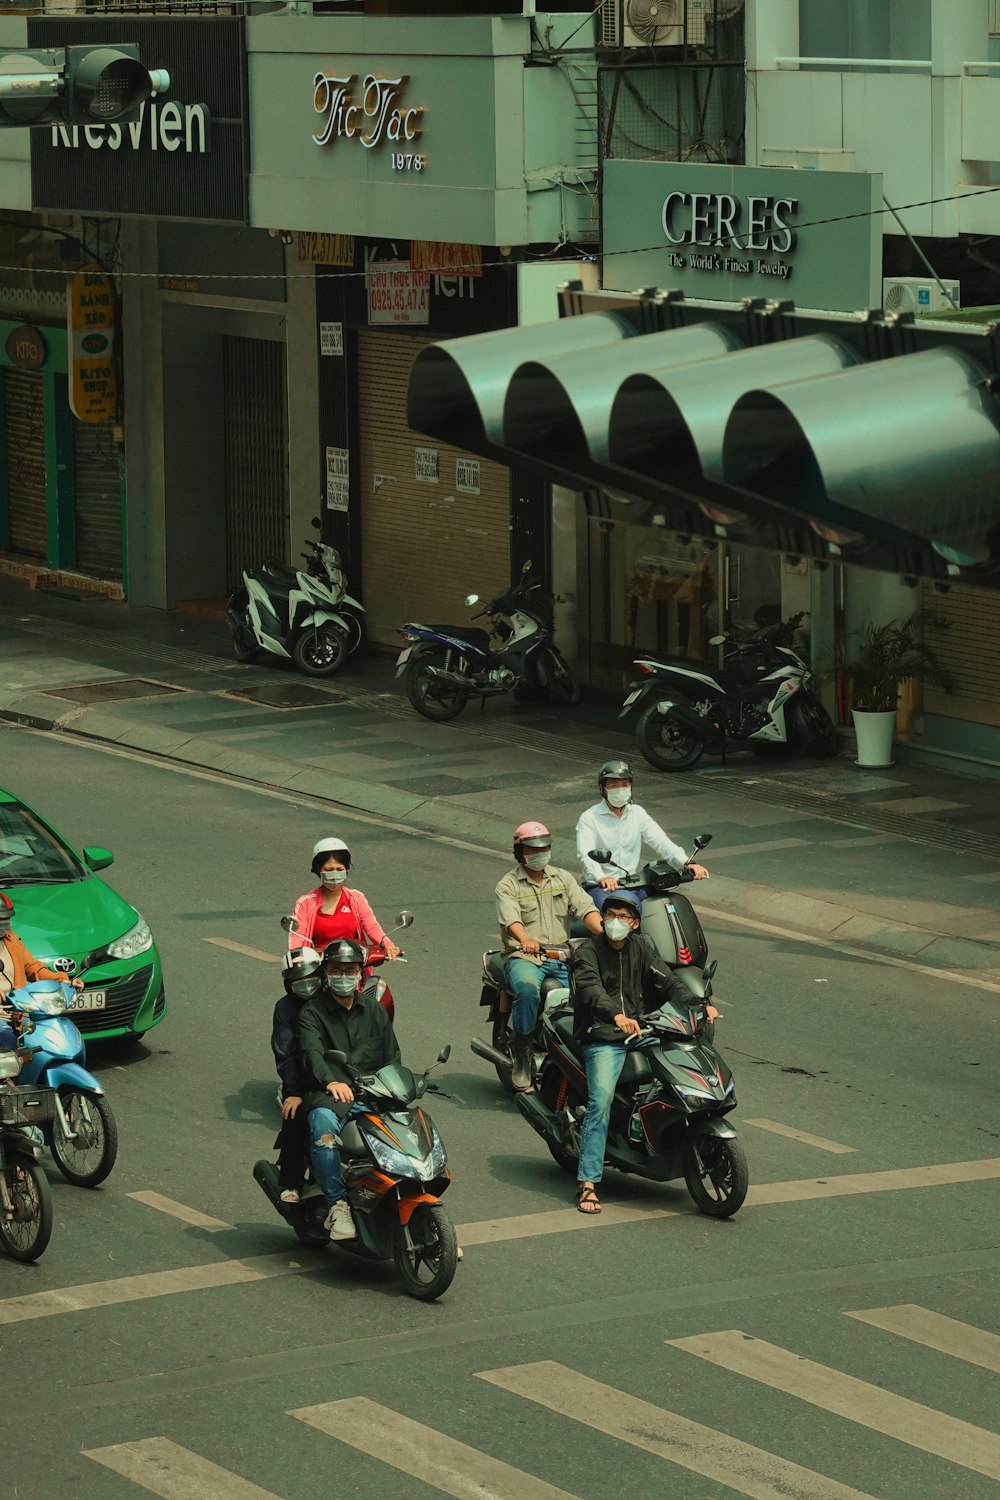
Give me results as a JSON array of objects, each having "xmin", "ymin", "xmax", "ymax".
[
  {"xmin": 321, "ymin": 938, "xmax": 367, "ymax": 969},
  {"xmin": 598, "ymin": 759, "xmax": 633, "ymax": 786},
  {"xmin": 282, "ymin": 946, "xmax": 323, "ymax": 1001}
]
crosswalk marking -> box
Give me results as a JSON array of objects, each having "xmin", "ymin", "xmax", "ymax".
[
  {"xmin": 458, "ymin": 1201, "xmax": 675, "ymax": 1245},
  {"xmin": 477, "ymin": 1360, "xmax": 876, "ymax": 1500},
  {"xmin": 669, "ymin": 1330, "xmax": 1000, "ymax": 1481},
  {"xmin": 85, "ymin": 1437, "xmax": 283, "ymax": 1499},
  {"xmin": 128, "ymin": 1191, "xmax": 232, "ymax": 1232},
  {"xmin": 743, "ymin": 1119, "xmax": 855, "ymax": 1154},
  {"xmin": 291, "ymin": 1396, "xmax": 579, "ymax": 1500},
  {"xmin": 845, "ymin": 1304, "xmax": 1000, "ymax": 1374},
  {"xmin": 203, "ymin": 936, "xmax": 279, "ymax": 963},
  {"xmin": 746, "ymin": 1155, "xmax": 1000, "ymax": 1205}
]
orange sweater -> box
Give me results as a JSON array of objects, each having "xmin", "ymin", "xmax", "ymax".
[{"xmin": 0, "ymin": 931, "xmax": 62, "ymax": 991}]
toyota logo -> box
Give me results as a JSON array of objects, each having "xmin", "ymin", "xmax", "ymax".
[{"xmin": 51, "ymin": 957, "xmax": 77, "ymax": 976}]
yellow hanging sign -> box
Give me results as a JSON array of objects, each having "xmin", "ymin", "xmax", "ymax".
[{"xmin": 67, "ymin": 263, "xmax": 118, "ymax": 424}]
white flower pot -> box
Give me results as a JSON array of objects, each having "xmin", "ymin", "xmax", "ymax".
[{"xmin": 852, "ymin": 708, "xmax": 896, "ymax": 768}]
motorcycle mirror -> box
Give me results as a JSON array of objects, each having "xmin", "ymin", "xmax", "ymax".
[
  {"xmin": 311, "ymin": 516, "xmax": 321, "ymax": 530},
  {"xmin": 464, "ymin": 594, "xmax": 480, "ymax": 607},
  {"xmin": 588, "ymin": 849, "xmax": 612, "ymax": 862},
  {"xmin": 693, "ymin": 833, "xmax": 713, "ymax": 850},
  {"xmin": 324, "ymin": 1048, "xmax": 349, "ymax": 1066},
  {"xmin": 395, "ymin": 911, "xmax": 414, "ymax": 929},
  {"xmin": 279, "ymin": 915, "xmax": 302, "ymax": 934},
  {"xmin": 704, "ymin": 958, "xmax": 718, "ymax": 981},
  {"xmin": 437, "ymin": 1045, "xmax": 451, "ymax": 1064},
  {"xmin": 521, "ymin": 558, "xmax": 533, "ymax": 573},
  {"xmin": 709, "ymin": 634, "xmax": 726, "ymax": 645}
]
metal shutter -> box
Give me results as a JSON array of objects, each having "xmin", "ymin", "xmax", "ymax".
[
  {"xmin": 72, "ymin": 422, "xmax": 123, "ymax": 580},
  {"xmin": 223, "ymin": 336, "xmax": 288, "ymax": 592},
  {"xmin": 358, "ymin": 331, "xmax": 511, "ymax": 645},
  {"xmin": 5, "ymin": 369, "xmax": 47, "ymax": 562},
  {"xmin": 922, "ymin": 581, "xmax": 1000, "ymax": 727}
]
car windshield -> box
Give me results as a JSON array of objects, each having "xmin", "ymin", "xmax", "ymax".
[{"xmin": 0, "ymin": 802, "xmax": 84, "ymax": 884}]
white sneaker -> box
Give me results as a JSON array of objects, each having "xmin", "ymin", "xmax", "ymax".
[{"xmin": 324, "ymin": 1201, "xmax": 356, "ymax": 1240}]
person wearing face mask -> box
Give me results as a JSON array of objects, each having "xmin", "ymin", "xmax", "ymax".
[
  {"xmin": 571, "ymin": 891, "xmax": 717, "ymax": 1215},
  {"xmin": 271, "ymin": 946, "xmax": 324, "ymax": 1204},
  {"xmin": 297, "ymin": 938, "xmax": 402, "ymax": 1240},
  {"xmin": 289, "ymin": 837, "xmax": 401, "ymax": 963},
  {"xmin": 576, "ymin": 760, "xmax": 709, "ymax": 910},
  {"xmin": 1, "ymin": 892, "xmax": 84, "ymax": 1048},
  {"xmin": 495, "ymin": 821, "xmax": 602, "ymax": 1093}
]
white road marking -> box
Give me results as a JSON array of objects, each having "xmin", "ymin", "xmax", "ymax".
[
  {"xmin": 743, "ymin": 1118, "xmax": 856, "ymax": 1155},
  {"xmin": 0, "ymin": 1252, "xmax": 309, "ymax": 1327},
  {"xmin": 458, "ymin": 1201, "xmax": 675, "ymax": 1245},
  {"xmin": 291, "ymin": 1396, "xmax": 579, "ymax": 1500},
  {"xmin": 477, "ymin": 1361, "xmax": 876, "ymax": 1500},
  {"xmin": 845, "ymin": 1304, "xmax": 1000, "ymax": 1374},
  {"xmin": 669, "ymin": 1330, "xmax": 1000, "ymax": 1481},
  {"xmin": 86, "ymin": 1437, "xmax": 282, "ymax": 1499},
  {"xmin": 703, "ymin": 837, "xmax": 809, "ymax": 860},
  {"xmin": 128, "ymin": 1191, "xmax": 233, "ymax": 1231},
  {"xmin": 203, "ymin": 936, "xmax": 279, "ymax": 963},
  {"xmin": 745, "ymin": 1156, "xmax": 1000, "ymax": 1206}
]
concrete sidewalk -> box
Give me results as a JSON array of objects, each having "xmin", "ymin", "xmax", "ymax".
[{"xmin": 2, "ymin": 578, "xmax": 1000, "ymax": 983}]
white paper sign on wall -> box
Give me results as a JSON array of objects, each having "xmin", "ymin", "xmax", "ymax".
[
  {"xmin": 455, "ymin": 457, "xmax": 481, "ymax": 495},
  {"xmin": 326, "ymin": 446, "xmax": 350, "ymax": 510},
  {"xmin": 320, "ymin": 321, "xmax": 344, "ymax": 356},
  {"xmin": 415, "ymin": 446, "xmax": 439, "ymax": 483}
]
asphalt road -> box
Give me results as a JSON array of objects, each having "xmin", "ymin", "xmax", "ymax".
[{"xmin": 2, "ymin": 723, "xmax": 999, "ymax": 1500}]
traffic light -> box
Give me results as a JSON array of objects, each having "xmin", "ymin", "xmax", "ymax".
[{"xmin": 0, "ymin": 46, "xmax": 169, "ymax": 129}]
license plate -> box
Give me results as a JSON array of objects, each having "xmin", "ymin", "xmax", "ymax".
[{"xmin": 68, "ymin": 990, "xmax": 106, "ymax": 1011}]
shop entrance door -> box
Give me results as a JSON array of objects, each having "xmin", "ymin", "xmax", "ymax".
[
  {"xmin": 222, "ymin": 336, "xmax": 287, "ymax": 591},
  {"xmin": 4, "ymin": 369, "xmax": 47, "ymax": 562}
]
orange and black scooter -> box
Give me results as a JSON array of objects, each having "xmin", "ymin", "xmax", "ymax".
[{"xmin": 253, "ymin": 1046, "xmax": 458, "ymax": 1301}]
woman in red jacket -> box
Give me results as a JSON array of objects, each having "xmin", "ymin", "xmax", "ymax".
[{"xmin": 289, "ymin": 837, "xmax": 401, "ymax": 962}]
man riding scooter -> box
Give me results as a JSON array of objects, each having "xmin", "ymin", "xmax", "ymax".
[
  {"xmin": 575, "ymin": 760, "xmax": 710, "ymax": 909},
  {"xmin": 494, "ymin": 821, "xmax": 602, "ymax": 1093}
]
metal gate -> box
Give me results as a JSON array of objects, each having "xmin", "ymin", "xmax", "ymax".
[
  {"xmin": 73, "ymin": 422, "xmax": 123, "ymax": 580},
  {"xmin": 4, "ymin": 369, "xmax": 47, "ymax": 561},
  {"xmin": 222, "ymin": 336, "xmax": 287, "ymax": 591}
]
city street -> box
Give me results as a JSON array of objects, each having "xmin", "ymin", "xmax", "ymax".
[{"xmin": 2, "ymin": 723, "xmax": 998, "ymax": 1500}]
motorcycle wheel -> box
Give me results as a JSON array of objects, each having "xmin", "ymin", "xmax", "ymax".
[
  {"xmin": 405, "ymin": 653, "xmax": 468, "ymax": 722},
  {"xmin": 0, "ymin": 1156, "xmax": 52, "ymax": 1261},
  {"xmin": 540, "ymin": 648, "xmax": 581, "ymax": 706},
  {"xmin": 637, "ymin": 703, "xmax": 705, "ymax": 772},
  {"xmin": 50, "ymin": 1090, "xmax": 118, "ymax": 1188},
  {"xmin": 392, "ymin": 1202, "xmax": 458, "ymax": 1300},
  {"xmin": 791, "ymin": 695, "xmax": 840, "ymax": 758},
  {"xmin": 538, "ymin": 1071, "xmax": 578, "ymax": 1174},
  {"xmin": 340, "ymin": 605, "xmax": 366, "ymax": 656},
  {"xmin": 293, "ymin": 625, "xmax": 348, "ymax": 677},
  {"xmin": 683, "ymin": 1133, "xmax": 748, "ymax": 1218},
  {"xmin": 492, "ymin": 1011, "xmax": 516, "ymax": 1095},
  {"xmin": 231, "ymin": 622, "xmax": 259, "ymax": 664}
]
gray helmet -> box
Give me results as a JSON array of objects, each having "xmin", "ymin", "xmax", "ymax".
[
  {"xmin": 282, "ymin": 945, "xmax": 323, "ymax": 1000},
  {"xmin": 598, "ymin": 759, "xmax": 633, "ymax": 786},
  {"xmin": 321, "ymin": 938, "xmax": 366, "ymax": 969}
]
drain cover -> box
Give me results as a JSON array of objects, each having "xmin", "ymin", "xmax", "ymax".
[
  {"xmin": 45, "ymin": 679, "xmax": 184, "ymax": 703},
  {"xmin": 222, "ymin": 683, "xmax": 348, "ymax": 710}
]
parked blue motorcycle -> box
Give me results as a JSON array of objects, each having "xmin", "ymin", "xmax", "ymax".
[
  {"xmin": 395, "ymin": 564, "xmax": 580, "ymax": 721},
  {"xmin": 5, "ymin": 981, "xmax": 118, "ymax": 1188}
]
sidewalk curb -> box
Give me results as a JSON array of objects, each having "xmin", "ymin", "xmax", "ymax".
[{"xmin": 5, "ymin": 702, "xmax": 1000, "ymax": 988}]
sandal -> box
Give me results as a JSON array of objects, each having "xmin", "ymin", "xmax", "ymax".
[
  {"xmin": 279, "ymin": 1189, "xmax": 301, "ymax": 1205},
  {"xmin": 576, "ymin": 1184, "xmax": 602, "ymax": 1215}
]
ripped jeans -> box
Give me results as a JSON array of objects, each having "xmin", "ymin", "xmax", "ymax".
[{"xmin": 308, "ymin": 1103, "xmax": 365, "ymax": 1207}]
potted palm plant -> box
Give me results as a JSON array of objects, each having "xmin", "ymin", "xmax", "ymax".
[{"xmin": 843, "ymin": 615, "xmax": 953, "ymax": 768}]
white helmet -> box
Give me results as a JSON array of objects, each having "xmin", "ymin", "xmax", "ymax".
[{"xmin": 311, "ymin": 835, "xmax": 351, "ymax": 875}]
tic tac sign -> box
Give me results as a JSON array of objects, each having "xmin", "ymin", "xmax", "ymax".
[
  {"xmin": 312, "ymin": 72, "xmax": 423, "ymax": 152},
  {"xmin": 67, "ymin": 264, "xmax": 118, "ymax": 425}
]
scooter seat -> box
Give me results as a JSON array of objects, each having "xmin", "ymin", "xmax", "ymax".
[
  {"xmin": 429, "ymin": 625, "xmax": 492, "ymax": 651},
  {"xmin": 263, "ymin": 560, "xmax": 299, "ymax": 582},
  {"xmin": 486, "ymin": 952, "xmax": 506, "ymax": 986},
  {"xmin": 550, "ymin": 1010, "xmax": 583, "ymax": 1057}
]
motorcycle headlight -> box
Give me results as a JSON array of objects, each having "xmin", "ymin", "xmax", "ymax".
[
  {"xmin": 427, "ymin": 1126, "xmax": 447, "ymax": 1177},
  {"xmin": 107, "ymin": 917, "xmax": 153, "ymax": 962},
  {"xmin": 367, "ymin": 1136, "xmax": 418, "ymax": 1178}
]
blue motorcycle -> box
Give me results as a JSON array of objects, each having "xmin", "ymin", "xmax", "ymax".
[
  {"xmin": 395, "ymin": 564, "xmax": 580, "ymax": 722},
  {"xmin": 6, "ymin": 981, "xmax": 118, "ymax": 1188}
]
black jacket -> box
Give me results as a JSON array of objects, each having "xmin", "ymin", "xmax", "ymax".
[
  {"xmin": 298, "ymin": 987, "xmax": 401, "ymax": 1113},
  {"xmin": 572, "ymin": 932, "xmax": 695, "ymax": 1045},
  {"xmin": 271, "ymin": 994, "xmax": 308, "ymax": 1101}
]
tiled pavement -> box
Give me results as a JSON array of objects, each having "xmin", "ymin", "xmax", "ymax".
[{"xmin": 2, "ymin": 579, "xmax": 1000, "ymax": 979}]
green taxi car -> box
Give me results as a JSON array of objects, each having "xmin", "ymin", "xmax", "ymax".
[{"xmin": 0, "ymin": 788, "xmax": 165, "ymax": 1043}]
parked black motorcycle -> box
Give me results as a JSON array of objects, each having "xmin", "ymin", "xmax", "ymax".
[
  {"xmin": 253, "ymin": 1046, "xmax": 458, "ymax": 1300},
  {"xmin": 472, "ymin": 835, "xmax": 717, "ymax": 1095},
  {"xmin": 396, "ymin": 562, "xmax": 579, "ymax": 722},
  {"xmin": 619, "ymin": 611, "xmax": 838, "ymax": 771}
]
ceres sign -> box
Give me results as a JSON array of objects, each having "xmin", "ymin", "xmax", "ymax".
[{"xmin": 662, "ymin": 191, "xmax": 799, "ymax": 255}]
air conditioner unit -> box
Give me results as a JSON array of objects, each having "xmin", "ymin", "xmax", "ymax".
[
  {"xmin": 602, "ymin": 0, "xmax": 742, "ymax": 49},
  {"xmin": 882, "ymin": 277, "xmax": 961, "ymax": 315}
]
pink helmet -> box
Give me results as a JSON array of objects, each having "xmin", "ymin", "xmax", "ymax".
[{"xmin": 513, "ymin": 820, "xmax": 551, "ymax": 849}]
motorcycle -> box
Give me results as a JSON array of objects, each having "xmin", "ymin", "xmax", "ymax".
[
  {"xmin": 226, "ymin": 516, "xmax": 365, "ymax": 678},
  {"xmin": 472, "ymin": 836, "xmax": 717, "ymax": 1095},
  {"xmin": 0, "ymin": 1047, "xmax": 54, "ymax": 1261},
  {"xmin": 4, "ymin": 980, "xmax": 118, "ymax": 1188},
  {"xmin": 280, "ymin": 911, "xmax": 413, "ymax": 1022},
  {"xmin": 395, "ymin": 561, "xmax": 580, "ymax": 722},
  {"xmin": 253, "ymin": 1045, "xmax": 458, "ymax": 1301},
  {"xmin": 512, "ymin": 977, "xmax": 747, "ymax": 1218},
  {"xmin": 619, "ymin": 610, "xmax": 839, "ymax": 772}
]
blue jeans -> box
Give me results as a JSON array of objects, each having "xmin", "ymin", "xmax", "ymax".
[
  {"xmin": 504, "ymin": 957, "xmax": 568, "ymax": 1035},
  {"xmin": 0, "ymin": 1020, "xmax": 16, "ymax": 1051},
  {"xmin": 584, "ymin": 885, "xmax": 648, "ymax": 913},
  {"xmin": 577, "ymin": 1043, "xmax": 628, "ymax": 1184},
  {"xmin": 308, "ymin": 1103, "xmax": 365, "ymax": 1207}
]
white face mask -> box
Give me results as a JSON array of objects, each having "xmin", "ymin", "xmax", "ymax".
[
  {"xmin": 605, "ymin": 787, "xmax": 631, "ymax": 809},
  {"xmin": 603, "ymin": 917, "xmax": 631, "ymax": 942},
  {"xmin": 321, "ymin": 869, "xmax": 348, "ymax": 887},
  {"xmin": 523, "ymin": 850, "xmax": 550, "ymax": 871}
]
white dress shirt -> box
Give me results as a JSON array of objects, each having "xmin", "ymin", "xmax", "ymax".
[{"xmin": 576, "ymin": 800, "xmax": 688, "ymax": 884}]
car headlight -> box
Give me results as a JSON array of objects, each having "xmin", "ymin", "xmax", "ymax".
[{"xmin": 107, "ymin": 917, "xmax": 153, "ymax": 961}]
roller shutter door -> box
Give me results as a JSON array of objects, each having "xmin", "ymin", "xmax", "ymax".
[
  {"xmin": 72, "ymin": 422, "xmax": 123, "ymax": 580},
  {"xmin": 223, "ymin": 336, "xmax": 288, "ymax": 591},
  {"xmin": 5, "ymin": 369, "xmax": 47, "ymax": 562},
  {"xmin": 358, "ymin": 331, "xmax": 510, "ymax": 645},
  {"xmin": 922, "ymin": 581, "xmax": 1000, "ymax": 727}
]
